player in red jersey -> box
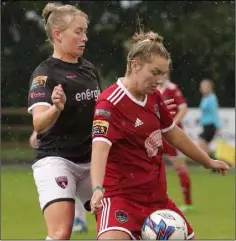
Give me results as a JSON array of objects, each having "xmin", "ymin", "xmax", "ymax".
[
  {"xmin": 158, "ymin": 73, "xmax": 193, "ymax": 212},
  {"xmin": 90, "ymin": 31, "xmax": 229, "ymax": 240}
]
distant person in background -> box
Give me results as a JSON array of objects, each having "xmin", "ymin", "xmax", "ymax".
[
  {"xmin": 197, "ymin": 79, "xmax": 221, "ymax": 171},
  {"xmin": 157, "ymin": 72, "xmax": 193, "ymax": 212}
]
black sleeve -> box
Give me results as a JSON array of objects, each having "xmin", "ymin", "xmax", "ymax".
[{"xmin": 28, "ymin": 75, "xmax": 53, "ymax": 114}]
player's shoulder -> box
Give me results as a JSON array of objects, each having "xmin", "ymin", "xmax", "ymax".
[
  {"xmin": 81, "ymin": 57, "xmax": 96, "ymax": 69},
  {"xmin": 209, "ymin": 93, "xmax": 218, "ymax": 102},
  {"xmin": 31, "ymin": 58, "xmax": 51, "ymax": 77},
  {"xmin": 166, "ymin": 80, "xmax": 179, "ymax": 91},
  {"xmin": 29, "ymin": 58, "xmax": 53, "ymax": 88},
  {"xmin": 98, "ymin": 82, "xmax": 124, "ymax": 105}
]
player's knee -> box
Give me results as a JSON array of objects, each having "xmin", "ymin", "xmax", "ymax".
[{"xmin": 48, "ymin": 226, "xmax": 72, "ymax": 240}]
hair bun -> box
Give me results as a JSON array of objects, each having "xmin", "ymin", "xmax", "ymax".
[
  {"xmin": 42, "ymin": 3, "xmax": 60, "ymax": 20},
  {"xmin": 132, "ymin": 31, "xmax": 164, "ymax": 44}
]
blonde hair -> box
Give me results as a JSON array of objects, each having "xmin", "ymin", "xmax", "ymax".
[
  {"xmin": 126, "ymin": 31, "xmax": 171, "ymax": 75},
  {"xmin": 42, "ymin": 2, "xmax": 89, "ymax": 44}
]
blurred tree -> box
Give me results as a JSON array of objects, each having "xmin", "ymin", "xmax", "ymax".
[{"xmin": 1, "ymin": 1, "xmax": 235, "ymax": 107}]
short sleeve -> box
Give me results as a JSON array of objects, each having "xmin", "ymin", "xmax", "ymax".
[
  {"xmin": 92, "ymin": 99, "xmax": 123, "ymax": 146},
  {"xmin": 155, "ymin": 90, "xmax": 175, "ymax": 133},
  {"xmin": 28, "ymin": 75, "xmax": 52, "ymax": 114},
  {"xmin": 173, "ymin": 86, "xmax": 187, "ymax": 109}
]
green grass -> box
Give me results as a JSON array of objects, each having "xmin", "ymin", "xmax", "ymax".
[
  {"xmin": 1, "ymin": 148, "xmax": 34, "ymax": 163},
  {"xmin": 1, "ymin": 167, "xmax": 235, "ymax": 239}
]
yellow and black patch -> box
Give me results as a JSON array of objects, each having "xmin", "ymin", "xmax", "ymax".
[
  {"xmin": 92, "ymin": 120, "xmax": 109, "ymax": 136},
  {"xmin": 31, "ymin": 76, "xmax": 48, "ymax": 89}
]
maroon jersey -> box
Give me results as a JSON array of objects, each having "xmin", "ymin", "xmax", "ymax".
[
  {"xmin": 92, "ymin": 78, "xmax": 175, "ymax": 204},
  {"xmin": 158, "ymin": 80, "xmax": 187, "ymax": 129}
]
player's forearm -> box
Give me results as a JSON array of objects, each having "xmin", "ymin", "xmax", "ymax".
[
  {"xmin": 163, "ymin": 126, "xmax": 212, "ymax": 168},
  {"xmin": 33, "ymin": 105, "xmax": 61, "ymax": 133},
  {"xmin": 173, "ymin": 107, "xmax": 188, "ymax": 125},
  {"xmin": 91, "ymin": 141, "xmax": 110, "ymax": 189}
]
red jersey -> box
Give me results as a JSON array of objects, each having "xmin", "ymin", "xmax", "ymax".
[
  {"xmin": 158, "ymin": 80, "xmax": 187, "ymax": 129},
  {"xmin": 92, "ymin": 78, "xmax": 175, "ymax": 204}
]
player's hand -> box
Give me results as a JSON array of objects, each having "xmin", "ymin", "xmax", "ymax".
[
  {"xmin": 208, "ymin": 159, "xmax": 230, "ymax": 175},
  {"xmin": 164, "ymin": 99, "xmax": 177, "ymax": 116},
  {"xmin": 29, "ymin": 131, "xmax": 37, "ymax": 149},
  {"xmin": 52, "ymin": 84, "xmax": 66, "ymax": 111},
  {"xmin": 90, "ymin": 190, "xmax": 104, "ymax": 215}
]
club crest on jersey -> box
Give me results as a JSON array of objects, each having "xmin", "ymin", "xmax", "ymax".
[
  {"xmin": 92, "ymin": 120, "xmax": 109, "ymax": 136},
  {"xmin": 154, "ymin": 104, "xmax": 160, "ymax": 118},
  {"xmin": 115, "ymin": 210, "xmax": 128, "ymax": 223},
  {"xmin": 31, "ymin": 76, "xmax": 48, "ymax": 89},
  {"xmin": 145, "ymin": 130, "xmax": 162, "ymax": 157},
  {"xmin": 55, "ymin": 176, "xmax": 68, "ymax": 189}
]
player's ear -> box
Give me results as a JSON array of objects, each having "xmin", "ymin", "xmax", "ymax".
[
  {"xmin": 53, "ymin": 28, "xmax": 62, "ymax": 43},
  {"xmin": 131, "ymin": 59, "xmax": 142, "ymax": 73}
]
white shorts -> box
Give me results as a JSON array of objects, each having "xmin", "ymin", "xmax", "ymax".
[{"xmin": 32, "ymin": 156, "xmax": 92, "ymax": 212}]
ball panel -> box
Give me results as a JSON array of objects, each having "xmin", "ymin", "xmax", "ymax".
[{"xmin": 141, "ymin": 209, "xmax": 188, "ymax": 240}]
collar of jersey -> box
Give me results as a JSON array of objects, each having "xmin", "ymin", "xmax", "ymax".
[{"xmin": 117, "ymin": 78, "xmax": 147, "ymax": 107}]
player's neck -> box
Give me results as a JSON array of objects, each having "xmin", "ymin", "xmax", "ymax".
[
  {"xmin": 52, "ymin": 49, "xmax": 79, "ymax": 64},
  {"xmin": 122, "ymin": 77, "xmax": 146, "ymax": 102},
  {"xmin": 204, "ymin": 91, "xmax": 213, "ymax": 96}
]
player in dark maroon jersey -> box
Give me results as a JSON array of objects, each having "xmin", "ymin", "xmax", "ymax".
[
  {"xmin": 90, "ymin": 31, "xmax": 229, "ymax": 240},
  {"xmin": 158, "ymin": 73, "xmax": 193, "ymax": 212}
]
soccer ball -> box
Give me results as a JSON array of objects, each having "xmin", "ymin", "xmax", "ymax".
[{"xmin": 141, "ymin": 209, "xmax": 188, "ymax": 240}]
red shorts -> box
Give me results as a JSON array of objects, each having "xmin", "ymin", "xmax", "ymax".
[
  {"xmin": 96, "ymin": 197, "xmax": 194, "ymax": 240},
  {"xmin": 162, "ymin": 139, "xmax": 182, "ymax": 158}
]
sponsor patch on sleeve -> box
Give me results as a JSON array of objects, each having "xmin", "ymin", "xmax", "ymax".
[
  {"xmin": 95, "ymin": 109, "xmax": 111, "ymax": 118},
  {"xmin": 92, "ymin": 120, "xmax": 109, "ymax": 136},
  {"xmin": 31, "ymin": 76, "xmax": 48, "ymax": 89}
]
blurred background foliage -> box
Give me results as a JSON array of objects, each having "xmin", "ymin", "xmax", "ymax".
[{"xmin": 2, "ymin": 1, "xmax": 235, "ymax": 108}]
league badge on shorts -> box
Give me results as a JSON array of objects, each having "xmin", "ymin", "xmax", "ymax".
[
  {"xmin": 115, "ymin": 210, "xmax": 128, "ymax": 223},
  {"xmin": 154, "ymin": 104, "xmax": 160, "ymax": 118},
  {"xmin": 55, "ymin": 176, "xmax": 68, "ymax": 189}
]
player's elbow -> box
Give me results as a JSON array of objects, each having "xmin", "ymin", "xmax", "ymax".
[{"xmin": 33, "ymin": 115, "xmax": 47, "ymax": 133}]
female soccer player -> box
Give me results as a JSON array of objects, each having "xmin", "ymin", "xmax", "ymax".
[
  {"xmin": 90, "ymin": 31, "xmax": 229, "ymax": 240},
  {"xmin": 27, "ymin": 3, "xmax": 100, "ymax": 240},
  {"xmin": 158, "ymin": 74, "xmax": 193, "ymax": 212}
]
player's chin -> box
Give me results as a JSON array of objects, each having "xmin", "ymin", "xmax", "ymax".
[
  {"xmin": 146, "ymin": 88, "xmax": 156, "ymax": 94},
  {"xmin": 73, "ymin": 48, "xmax": 85, "ymax": 58}
]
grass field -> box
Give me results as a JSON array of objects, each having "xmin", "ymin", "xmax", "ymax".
[{"xmin": 1, "ymin": 166, "xmax": 235, "ymax": 239}]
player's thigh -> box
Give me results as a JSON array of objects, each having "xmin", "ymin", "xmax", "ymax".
[
  {"xmin": 96, "ymin": 197, "xmax": 143, "ymax": 240},
  {"xmin": 32, "ymin": 157, "xmax": 77, "ymax": 236},
  {"xmin": 44, "ymin": 201, "xmax": 75, "ymax": 239},
  {"xmin": 76, "ymin": 163, "xmax": 92, "ymax": 209},
  {"xmin": 167, "ymin": 198, "xmax": 195, "ymax": 240},
  {"xmin": 99, "ymin": 230, "xmax": 131, "ymax": 240}
]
